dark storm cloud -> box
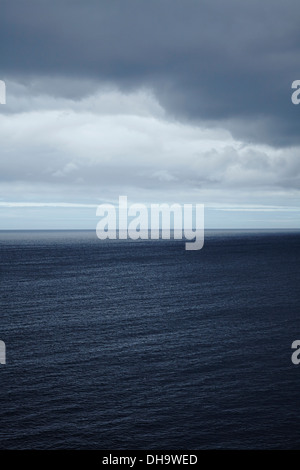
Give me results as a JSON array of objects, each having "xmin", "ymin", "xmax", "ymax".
[{"xmin": 1, "ymin": 0, "xmax": 300, "ymax": 146}]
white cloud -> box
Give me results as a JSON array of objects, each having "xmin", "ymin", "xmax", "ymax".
[{"xmin": 1, "ymin": 78, "xmax": 300, "ymax": 228}]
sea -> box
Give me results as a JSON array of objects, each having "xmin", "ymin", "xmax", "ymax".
[{"xmin": 0, "ymin": 229, "xmax": 300, "ymax": 450}]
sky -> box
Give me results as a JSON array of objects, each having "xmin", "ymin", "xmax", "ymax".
[{"xmin": 0, "ymin": 0, "xmax": 300, "ymax": 229}]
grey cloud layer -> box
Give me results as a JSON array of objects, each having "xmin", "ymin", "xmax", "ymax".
[
  {"xmin": 1, "ymin": 86, "xmax": 299, "ymax": 207},
  {"xmin": 1, "ymin": 0, "xmax": 300, "ymax": 146},
  {"xmin": 1, "ymin": 0, "xmax": 300, "ymax": 231}
]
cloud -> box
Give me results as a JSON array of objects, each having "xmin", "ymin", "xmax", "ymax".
[
  {"xmin": 0, "ymin": 81, "xmax": 300, "ymax": 213},
  {"xmin": 1, "ymin": 0, "xmax": 300, "ymax": 146},
  {"xmin": 1, "ymin": 1, "xmax": 300, "ymax": 228}
]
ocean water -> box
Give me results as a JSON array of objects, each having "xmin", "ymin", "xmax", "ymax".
[{"xmin": 0, "ymin": 230, "xmax": 300, "ymax": 450}]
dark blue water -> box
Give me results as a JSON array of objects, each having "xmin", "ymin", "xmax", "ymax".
[{"xmin": 0, "ymin": 230, "xmax": 300, "ymax": 449}]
